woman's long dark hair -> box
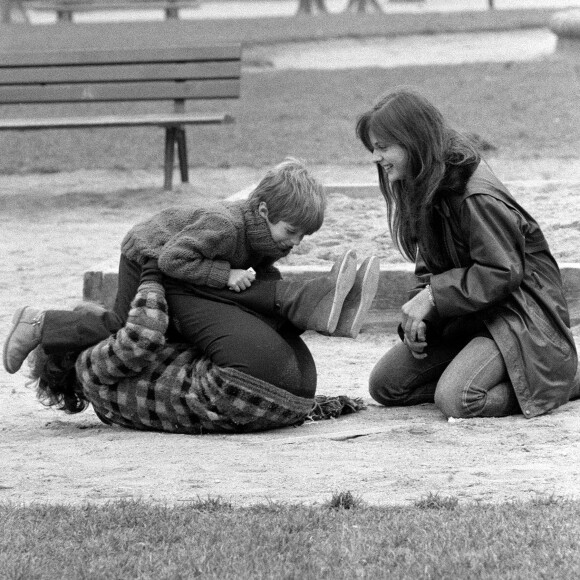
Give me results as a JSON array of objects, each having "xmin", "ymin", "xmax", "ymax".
[
  {"xmin": 356, "ymin": 88, "xmax": 480, "ymax": 268},
  {"xmin": 27, "ymin": 347, "xmax": 88, "ymax": 414}
]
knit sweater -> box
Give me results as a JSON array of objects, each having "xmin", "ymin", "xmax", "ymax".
[
  {"xmin": 121, "ymin": 199, "xmax": 289, "ymax": 288},
  {"xmin": 76, "ymin": 281, "xmax": 314, "ymax": 433}
]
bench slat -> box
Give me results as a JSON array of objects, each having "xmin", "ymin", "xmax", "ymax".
[
  {"xmin": 0, "ymin": 46, "xmax": 241, "ymax": 67},
  {"xmin": 0, "ymin": 62, "xmax": 241, "ymax": 85},
  {"xmin": 27, "ymin": 1, "xmax": 199, "ymax": 11},
  {"xmin": 0, "ymin": 79, "xmax": 241, "ymax": 104},
  {"xmin": 0, "ymin": 43, "xmax": 241, "ymax": 191},
  {"xmin": 0, "ymin": 113, "xmax": 234, "ymax": 130}
]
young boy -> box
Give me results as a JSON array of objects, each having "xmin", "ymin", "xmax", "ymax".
[
  {"xmin": 121, "ymin": 157, "xmax": 325, "ymax": 294},
  {"xmin": 4, "ymin": 159, "xmax": 380, "ymax": 375}
]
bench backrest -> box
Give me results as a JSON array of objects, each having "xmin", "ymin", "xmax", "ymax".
[{"xmin": 0, "ymin": 45, "xmax": 241, "ymax": 104}]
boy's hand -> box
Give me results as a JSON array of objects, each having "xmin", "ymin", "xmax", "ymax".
[{"xmin": 227, "ymin": 268, "xmax": 256, "ymax": 292}]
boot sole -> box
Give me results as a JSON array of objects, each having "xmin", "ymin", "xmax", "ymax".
[
  {"xmin": 334, "ymin": 256, "xmax": 380, "ymax": 338},
  {"xmin": 3, "ymin": 306, "xmax": 30, "ymax": 374},
  {"xmin": 324, "ymin": 249, "xmax": 357, "ymax": 334}
]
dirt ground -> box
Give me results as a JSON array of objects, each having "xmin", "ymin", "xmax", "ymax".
[{"xmin": 1, "ymin": 154, "xmax": 580, "ymax": 507}]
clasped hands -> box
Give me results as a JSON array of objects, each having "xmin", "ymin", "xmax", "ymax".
[{"xmin": 401, "ymin": 287, "xmax": 435, "ymax": 359}]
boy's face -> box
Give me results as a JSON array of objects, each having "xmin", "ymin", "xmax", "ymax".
[{"xmin": 258, "ymin": 203, "xmax": 305, "ymax": 251}]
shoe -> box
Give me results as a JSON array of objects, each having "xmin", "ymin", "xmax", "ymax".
[
  {"xmin": 333, "ymin": 256, "xmax": 380, "ymax": 338},
  {"xmin": 3, "ymin": 307, "xmax": 44, "ymax": 374},
  {"xmin": 275, "ymin": 249, "xmax": 357, "ymax": 334}
]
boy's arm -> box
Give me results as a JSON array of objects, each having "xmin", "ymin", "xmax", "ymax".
[{"xmin": 158, "ymin": 216, "xmax": 238, "ymax": 288}]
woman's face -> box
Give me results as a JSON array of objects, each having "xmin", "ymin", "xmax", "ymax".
[{"xmin": 369, "ymin": 131, "xmax": 408, "ymax": 184}]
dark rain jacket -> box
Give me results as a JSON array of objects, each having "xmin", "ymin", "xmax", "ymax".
[{"xmin": 413, "ymin": 162, "xmax": 577, "ymax": 418}]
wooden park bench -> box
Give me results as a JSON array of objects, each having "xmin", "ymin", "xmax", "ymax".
[
  {"xmin": 0, "ymin": 44, "xmax": 241, "ymax": 190},
  {"xmin": 23, "ymin": 0, "xmax": 199, "ymax": 22}
]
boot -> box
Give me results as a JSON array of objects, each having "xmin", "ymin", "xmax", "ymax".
[
  {"xmin": 333, "ymin": 256, "xmax": 380, "ymax": 338},
  {"xmin": 275, "ymin": 249, "xmax": 357, "ymax": 334},
  {"xmin": 3, "ymin": 307, "xmax": 45, "ymax": 374}
]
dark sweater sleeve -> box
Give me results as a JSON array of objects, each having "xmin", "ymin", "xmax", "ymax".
[
  {"xmin": 157, "ymin": 214, "xmax": 240, "ymax": 288},
  {"xmin": 76, "ymin": 281, "xmax": 168, "ymax": 385}
]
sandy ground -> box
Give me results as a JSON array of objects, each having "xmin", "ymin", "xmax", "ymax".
[
  {"xmin": 1, "ymin": 30, "xmax": 580, "ymax": 506},
  {"xmin": 1, "ymin": 155, "xmax": 580, "ymax": 507}
]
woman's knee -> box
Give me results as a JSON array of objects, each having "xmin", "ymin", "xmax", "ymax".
[
  {"xmin": 435, "ymin": 380, "xmax": 517, "ymax": 419},
  {"xmin": 435, "ymin": 337, "xmax": 514, "ymax": 418},
  {"xmin": 434, "ymin": 382, "xmax": 465, "ymax": 418},
  {"xmin": 369, "ymin": 343, "xmax": 439, "ymax": 407},
  {"xmin": 368, "ymin": 363, "xmax": 399, "ymax": 406}
]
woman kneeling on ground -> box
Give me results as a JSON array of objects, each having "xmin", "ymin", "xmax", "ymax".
[{"xmin": 357, "ymin": 87, "xmax": 579, "ymax": 419}]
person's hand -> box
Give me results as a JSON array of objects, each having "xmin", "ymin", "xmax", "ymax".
[
  {"xmin": 227, "ymin": 268, "xmax": 256, "ymax": 292},
  {"xmin": 401, "ymin": 288, "xmax": 435, "ymax": 344},
  {"xmin": 404, "ymin": 335, "xmax": 428, "ymax": 359}
]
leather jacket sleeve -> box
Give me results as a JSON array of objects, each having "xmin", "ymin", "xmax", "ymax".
[{"xmin": 430, "ymin": 193, "xmax": 528, "ymax": 318}]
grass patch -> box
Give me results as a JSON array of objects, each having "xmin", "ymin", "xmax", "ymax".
[
  {"xmin": 325, "ymin": 490, "xmax": 364, "ymax": 510},
  {"xmin": 0, "ymin": 58, "xmax": 577, "ymax": 173},
  {"xmin": 1, "ymin": 496, "xmax": 579, "ymax": 579},
  {"xmin": 413, "ymin": 491, "xmax": 459, "ymax": 510}
]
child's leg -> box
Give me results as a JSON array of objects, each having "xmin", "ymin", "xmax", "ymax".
[
  {"xmin": 171, "ymin": 250, "xmax": 375, "ymax": 337},
  {"xmin": 42, "ymin": 255, "xmax": 143, "ymax": 352},
  {"xmin": 166, "ymin": 290, "xmax": 316, "ymax": 398},
  {"xmin": 41, "ymin": 309, "xmax": 121, "ymax": 354},
  {"xmin": 3, "ymin": 255, "xmax": 143, "ymax": 373}
]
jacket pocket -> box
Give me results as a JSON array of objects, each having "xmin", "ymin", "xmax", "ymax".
[{"xmin": 526, "ymin": 296, "xmax": 570, "ymax": 355}]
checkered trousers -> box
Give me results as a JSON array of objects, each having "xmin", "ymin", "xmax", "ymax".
[{"xmin": 76, "ymin": 282, "xmax": 313, "ymax": 433}]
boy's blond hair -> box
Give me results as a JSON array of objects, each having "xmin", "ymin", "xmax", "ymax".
[{"xmin": 249, "ymin": 158, "xmax": 325, "ymax": 235}]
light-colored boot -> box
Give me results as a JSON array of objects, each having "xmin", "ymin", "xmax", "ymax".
[
  {"xmin": 333, "ymin": 256, "xmax": 380, "ymax": 338},
  {"xmin": 275, "ymin": 249, "xmax": 357, "ymax": 334},
  {"xmin": 3, "ymin": 307, "xmax": 45, "ymax": 374}
]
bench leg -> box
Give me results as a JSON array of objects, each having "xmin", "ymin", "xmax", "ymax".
[
  {"xmin": 164, "ymin": 127, "xmax": 176, "ymax": 190},
  {"xmin": 56, "ymin": 9, "xmax": 73, "ymax": 22},
  {"xmin": 176, "ymin": 127, "xmax": 189, "ymax": 184}
]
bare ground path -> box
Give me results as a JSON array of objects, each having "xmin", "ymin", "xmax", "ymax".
[
  {"xmin": 1, "ymin": 21, "xmax": 580, "ymax": 505},
  {"xmin": 1, "ymin": 155, "xmax": 580, "ymax": 506}
]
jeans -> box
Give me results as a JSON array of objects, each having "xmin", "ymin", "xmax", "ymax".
[{"xmin": 369, "ymin": 335, "xmax": 520, "ymax": 418}]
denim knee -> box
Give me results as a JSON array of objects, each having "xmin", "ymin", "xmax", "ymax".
[
  {"xmin": 434, "ymin": 336, "xmax": 513, "ymax": 418},
  {"xmin": 434, "ymin": 385, "xmax": 466, "ymax": 418},
  {"xmin": 368, "ymin": 365, "xmax": 397, "ymax": 406}
]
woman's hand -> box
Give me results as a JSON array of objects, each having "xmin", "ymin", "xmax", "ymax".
[
  {"xmin": 401, "ymin": 287, "xmax": 435, "ymax": 347},
  {"xmin": 227, "ymin": 268, "xmax": 256, "ymax": 292},
  {"xmin": 404, "ymin": 335, "xmax": 428, "ymax": 359}
]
